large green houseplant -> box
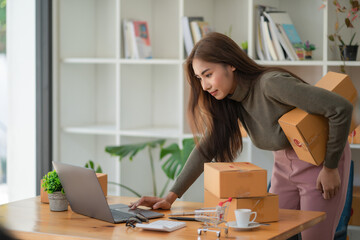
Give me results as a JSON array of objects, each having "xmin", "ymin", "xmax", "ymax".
[
  {"xmin": 105, "ymin": 138, "xmax": 195, "ymax": 198},
  {"xmin": 41, "ymin": 170, "xmax": 68, "ymax": 211},
  {"xmin": 327, "ymin": 0, "xmax": 359, "ymax": 71}
]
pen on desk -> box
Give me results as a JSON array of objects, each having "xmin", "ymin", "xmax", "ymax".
[
  {"xmin": 169, "ymin": 217, "xmax": 199, "ymax": 221},
  {"xmin": 168, "ymin": 211, "xmax": 195, "ymax": 216}
]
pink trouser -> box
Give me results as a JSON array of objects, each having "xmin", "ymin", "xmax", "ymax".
[{"xmin": 269, "ymin": 143, "xmax": 351, "ymax": 240}]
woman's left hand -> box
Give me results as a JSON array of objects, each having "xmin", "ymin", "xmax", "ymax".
[{"xmin": 316, "ymin": 166, "xmax": 341, "ymax": 200}]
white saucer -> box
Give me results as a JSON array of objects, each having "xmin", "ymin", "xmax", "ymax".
[{"xmin": 226, "ymin": 221, "xmax": 261, "ymax": 231}]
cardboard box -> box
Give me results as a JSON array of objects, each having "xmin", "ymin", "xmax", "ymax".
[
  {"xmin": 204, "ymin": 189, "xmax": 279, "ymax": 223},
  {"xmin": 204, "ymin": 162, "xmax": 267, "ymax": 198},
  {"xmin": 239, "ymin": 121, "xmax": 248, "ymax": 137},
  {"xmin": 349, "ymin": 186, "xmax": 360, "ymax": 226},
  {"xmin": 348, "ymin": 126, "xmax": 360, "ymax": 144},
  {"xmin": 278, "ymin": 72, "xmax": 358, "ymax": 166},
  {"xmin": 40, "ymin": 179, "xmax": 49, "ymax": 203},
  {"xmin": 41, "ymin": 173, "xmax": 107, "ymax": 203},
  {"xmin": 96, "ymin": 173, "xmax": 108, "ymax": 196}
]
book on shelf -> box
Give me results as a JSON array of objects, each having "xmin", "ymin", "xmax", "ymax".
[
  {"xmin": 255, "ymin": 5, "xmax": 276, "ymax": 61},
  {"xmin": 123, "ymin": 19, "xmax": 137, "ymax": 59},
  {"xmin": 259, "ymin": 15, "xmax": 272, "ymax": 60},
  {"xmin": 122, "ymin": 19, "xmax": 152, "ymax": 59},
  {"xmin": 256, "ymin": 25, "xmax": 265, "ymax": 61},
  {"xmin": 261, "ymin": 15, "xmax": 278, "ymax": 61},
  {"xmin": 122, "ymin": 20, "xmax": 131, "ymax": 59},
  {"xmin": 262, "ymin": 11, "xmax": 295, "ymax": 61},
  {"xmin": 282, "ymin": 23, "xmax": 304, "ymax": 60},
  {"xmin": 277, "ymin": 24, "xmax": 299, "ymax": 60},
  {"xmin": 263, "ymin": 11, "xmax": 303, "ymax": 60},
  {"xmin": 190, "ymin": 21, "xmax": 202, "ymax": 44},
  {"xmin": 197, "ymin": 21, "xmax": 212, "ymax": 37},
  {"xmin": 133, "ymin": 21, "xmax": 152, "ymax": 59},
  {"xmin": 262, "ymin": 12, "xmax": 285, "ymax": 61},
  {"xmin": 182, "ymin": 16, "xmax": 204, "ymax": 56},
  {"xmin": 191, "ymin": 21, "xmax": 212, "ymax": 44}
]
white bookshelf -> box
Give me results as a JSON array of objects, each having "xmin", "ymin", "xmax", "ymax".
[{"xmin": 53, "ymin": 0, "xmax": 360, "ymax": 202}]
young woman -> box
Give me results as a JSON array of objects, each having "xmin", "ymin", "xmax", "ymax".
[{"xmin": 129, "ymin": 32, "xmax": 352, "ymax": 240}]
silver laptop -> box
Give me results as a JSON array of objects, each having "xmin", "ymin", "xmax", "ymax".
[{"xmin": 53, "ymin": 161, "xmax": 164, "ymax": 223}]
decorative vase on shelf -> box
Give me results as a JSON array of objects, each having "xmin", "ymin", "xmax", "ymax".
[
  {"xmin": 48, "ymin": 192, "xmax": 68, "ymax": 211},
  {"xmin": 339, "ymin": 45, "xmax": 359, "ymax": 61}
]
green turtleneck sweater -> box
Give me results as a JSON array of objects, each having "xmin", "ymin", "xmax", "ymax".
[{"xmin": 170, "ymin": 71, "xmax": 353, "ymax": 198}]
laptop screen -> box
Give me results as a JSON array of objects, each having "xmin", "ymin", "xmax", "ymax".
[
  {"xmin": 52, "ymin": 161, "xmax": 164, "ymax": 223},
  {"xmin": 53, "ymin": 161, "xmax": 115, "ymax": 223}
]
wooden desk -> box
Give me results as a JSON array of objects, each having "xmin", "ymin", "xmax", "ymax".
[{"xmin": 0, "ymin": 196, "xmax": 325, "ymax": 240}]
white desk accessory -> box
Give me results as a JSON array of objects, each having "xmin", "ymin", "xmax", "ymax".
[{"xmin": 136, "ymin": 220, "xmax": 186, "ymax": 232}]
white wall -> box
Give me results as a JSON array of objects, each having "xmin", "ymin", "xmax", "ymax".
[
  {"xmin": 0, "ymin": 54, "xmax": 7, "ymax": 182},
  {"xmin": 6, "ymin": 0, "xmax": 36, "ymax": 201}
]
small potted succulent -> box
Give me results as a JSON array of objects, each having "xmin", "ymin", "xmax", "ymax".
[
  {"xmin": 41, "ymin": 170, "xmax": 68, "ymax": 211},
  {"xmin": 241, "ymin": 41, "xmax": 248, "ymax": 54},
  {"xmin": 303, "ymin": 41, "xmax": 316, "ymax": 59}
]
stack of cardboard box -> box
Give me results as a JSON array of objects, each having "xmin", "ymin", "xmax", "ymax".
[{"xmin": 204, "ymin": 162, "xmax": 279, "ymax": 223}]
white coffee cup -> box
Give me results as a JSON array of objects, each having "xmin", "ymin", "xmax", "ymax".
[{"xmin": 234, "ymin": 209, "xmax": 257, "ymax": 227}]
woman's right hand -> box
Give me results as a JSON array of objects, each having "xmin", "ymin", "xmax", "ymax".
[{"xmin": 128, "ymin": 192, "xmax": 178, "ymax": 210}]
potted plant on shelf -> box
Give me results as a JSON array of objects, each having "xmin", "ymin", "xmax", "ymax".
[
  {"xmin": 303, "ymin": 41, "xmax": 316, "ymax": 59},
  {"xmin": 41, "ymin": 170, "xmax": 68, "ymax": 211},
  {"xmin": 241, "ymin": 41, "xmax": 248, "ymax": 55},
  {"xmin": 327, "ymin": 0, "xmax": 359, "ymax": 71},
  {"xmin": 338, "ymin": 33, "xmax": 359, "ymax": 60}
]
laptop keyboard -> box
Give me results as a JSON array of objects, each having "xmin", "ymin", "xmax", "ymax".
[{"xmin": 111, "ymin": 209, "xmax": 134, "ymax": 221}]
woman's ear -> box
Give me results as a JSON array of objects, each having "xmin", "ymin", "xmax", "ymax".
[{"xmin": 231, "ymin": 66, "xmax": 236, "ymax": 72}]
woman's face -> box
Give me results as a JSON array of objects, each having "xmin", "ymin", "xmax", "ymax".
[{"xmin": 192, "ymin": 58, "xmax": 237, "ymax": 100}]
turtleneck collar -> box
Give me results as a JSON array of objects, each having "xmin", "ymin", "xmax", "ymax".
[{"xmin": 227, "ymin": 79, "xmax": 252, "ymax": 102}]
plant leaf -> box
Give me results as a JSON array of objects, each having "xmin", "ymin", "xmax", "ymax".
[
  {"xmin": 160, "ymin": 138, "xmax": 195, "ymax": 180},
  {"xmin": 337, "ymin": 35, "xmax": 345, "ymax": 45},
  {"xmin": 84, "ymin": 160, "xmax": 103, "ymax": 174},
  {"xmin": 350, "ymin": 32, "xmax": 356, "ymax": 45},
  {"xmin": 96, "ymin": 165, "xmax": 103, "ymax": 173},
  {"xmin": 328, "ymin": 35, "xmax": 335, "ymax": 41},
  {"xmin": 181, "ymin": 138, "xmax": 196, "ymax": 164},
  {"xmin": 160, "ymin": 143, "xmax": 181, "ymax": 179},
  {"xmin": 41, "ymin": 170, "xmax": 64, "ymax": 194},
  {"xmin": 105, "ymin": 139, "xmax": 166, "ymax": 161},
  {"xmin": 89, "ymin": 160, "xmax": 94, "ymax": 169},
  {"xmin": 345, "ymin": 18, "xmax": 354, "ymax": 28}
]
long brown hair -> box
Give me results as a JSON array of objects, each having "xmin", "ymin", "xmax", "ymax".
[{"xmin": 185, "ymin": 32, "xmax": 301, "ymax": 162}]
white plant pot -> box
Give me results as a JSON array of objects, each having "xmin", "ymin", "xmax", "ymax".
[{"xmin": 48, "ymin": 191, "xmax": 68, "ymax": 211}]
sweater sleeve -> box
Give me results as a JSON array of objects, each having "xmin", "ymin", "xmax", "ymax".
[
  {"xmin": 169, "ymin": 146, "xmax": 213, "ymax": 198},
  {"xmin": 262, "ymin": 73, "xmax": 353, "ymax": 168}
]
